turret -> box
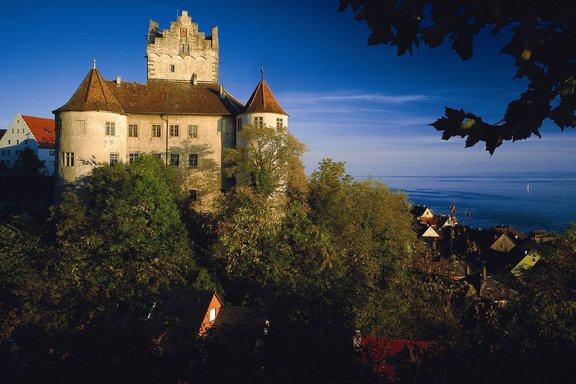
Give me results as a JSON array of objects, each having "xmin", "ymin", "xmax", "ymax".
[
  {"xmin": 53, "ymin": 63, "xmax": 127, "ymax": 188},
  {"xmin": 237, "ymin": 67, "xmax": 288, "ymax": 133}
]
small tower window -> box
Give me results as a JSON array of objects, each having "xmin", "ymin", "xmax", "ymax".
[
  {"xmin": 276, "ymin": 118, "xmax": 284, "ymax": 128},
  {"xmin": 170, "ymin": 64, "xmax": 175, "ymax": 73},
  {"xmin": 254, "ymin": 116, "xmax": 263, "ymax": 128},
  {"xmin": 180, "ymin": 28, "xmax": 187, "ymax": 38}
]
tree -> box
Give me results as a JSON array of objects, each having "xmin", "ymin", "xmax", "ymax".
[
  {"xmin": 224, "ymin": 123, "xmax": 307, "ymax": 196},
  {"xmin": 50, "ymin": 155, "xmax": 199, "ymax": 324},
  {"xmin": 12, "ymin": 147, "xmax": 46, "ymax": 176},
  {"xmin": 339, "ymin": 0, "xmax": 576, "ymax": 153}
]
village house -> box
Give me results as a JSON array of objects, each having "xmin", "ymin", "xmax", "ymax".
[{"xmin": 0, "ymin": 113, "xmax": 56, "ymax": 175}]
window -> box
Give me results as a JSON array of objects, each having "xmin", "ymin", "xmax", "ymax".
[
  {"xmin": 49, "ymin": 150, "xmax": 55, "ymax": 156},
  {"xmin": 237, "ymin": 118, "xmax": 243, "ymax": 131},
  {"xmin": 254, "ymin": 116, "xmax": 263, "ymax": 128},
  {"xmin": 180, "ymin": 28, "xmax": 187, "ymax": 38},
  {"xmin": 221, "ymin": 120, "xmax": 230, "ymax": 134},
  {"xmin": 170, "ymin": 64, "xmax": 175, "ymax": 73},
  {"xmin": 154, "ymin": 153, "xmax": 162, "ymax": 159},
  {"xmin": 209, "ymin": 307, "xmax": 216, "ymax": 322},
  {"xmin": 152, "ymin": 124, "xmax": 162, "ymax": 138},
  {"xmin": 188, "ymin": 125, "xmax": 198, "ymax": 138},
  {"xmin": 180, "ymin": 44, "xmax": 189, "ymax": 53},
  {"xmin": 128, "ymin": 124, "xmax": 139, "ymax": 138},
  {"xmin": 169, "ymin": 124, "xmax": 179, "ymax": 137},
  {"xmin": 170, "ymin": 153, "xmax": 180, "ymax": 166},
  {"xmin": 188, "ymin": 153, "xmax": 198, "ymax": 167},
  {"xmin": 276, "ymin": 118, "xmax": 284, "ymax": 128},
  {"xmin": 74, "ymin": 120, "xmax": 86, "ymax": 136},
  {"xmin": 110, "ymin": 153, "xmax": 119, "ymax": 165},
  {"xmin": 16, "ymin": 140, "xmax": 19, "ymax": 144},
  {"xmin": 105, "ymin": 121, "xmax": 116, "ymax": 136},
  {"xmin": 128, "ymin": 152, "xmax": 139, "ymax": 164},
  {"xmin": 63, "ymin": 152, "xmax": 74, "ymax": 167},
  {"xmin": 189, "ymin": 189, "xmax": 198, "ymax": 201}
]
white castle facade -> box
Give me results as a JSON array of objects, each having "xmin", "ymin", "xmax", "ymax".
[{"xmin": 54, "ymin": 10, "xmax": 287, "ymax": 206}]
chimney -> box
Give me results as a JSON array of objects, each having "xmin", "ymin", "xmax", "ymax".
[{"xmin": 116, "ymin": 75, "xmax": 121, "ymax": 85}]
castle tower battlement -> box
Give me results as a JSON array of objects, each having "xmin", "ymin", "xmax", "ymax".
[{"xmin": 147, "ymin": 10, "xmax": 219, "ymax": 83}]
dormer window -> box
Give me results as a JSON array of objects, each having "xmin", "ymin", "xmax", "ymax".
[{"xmin": 180, "ymin": 44, "xmax": 189, "ymax": 54}]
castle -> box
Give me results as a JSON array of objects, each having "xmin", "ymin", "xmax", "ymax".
[{"xmin": 54, "ymin": 10, "xmax": 287, "ymax": 206}]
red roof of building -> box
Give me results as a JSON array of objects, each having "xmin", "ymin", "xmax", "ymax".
[
  {"xmin": 360, "ymin": 337, "xmax": 430, "ymax": 383},
  {"xmin": 54, "ymin": 67, "xmax": 243, "ymax": 116},
  {"xmin": 54, "ymin": 68, "xmax": 124, "ymax": 114},
  {"xmin": 243, "ymin": 80, "xmax": 287, "ymax": 115},
  {"xmin": 21, "ymin": 115, "xmax": 55, "ymax": 149}
]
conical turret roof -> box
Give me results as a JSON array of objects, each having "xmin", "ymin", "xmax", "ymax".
[
  {"xmin": 243, "ymin": 80, "xmax": 287, "ymax": 115},
  {"xmin": 54, "ymin": 67, "xmax": 124, "ymax": 114}
]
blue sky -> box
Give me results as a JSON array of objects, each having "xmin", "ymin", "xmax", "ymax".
[{"xmin": 1, "ymin": 0, "xmax": 575, "ymax": 176}]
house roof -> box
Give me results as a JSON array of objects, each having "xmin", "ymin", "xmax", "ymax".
[
  {"xmin": 159, "ymin": 288, "xmax": 222, "ymax": 332},
  {"xmin": 243, "ymin": 79, "xmax": 287, "ymax": 115},
  {"xmin": 107, "ymin": 80, "xmax": 243, "ymax": 115},
  {"xmin": 494, "ymin": 225, "xmax": 525, "ymax": 241},
  {"xmin": 213, "ymin": 306, "xmax": 267, "ymax": 331},
  {"xmin": 54, "ymin": 67, "xmax": 243, "ymax": 116},
  {"xmin": 55, "ymin": 68, "xmax": 124, "ymax": 114},
  {"xmin": 21, "ymin": 115, "xmax": 55, "ymax": 149}
]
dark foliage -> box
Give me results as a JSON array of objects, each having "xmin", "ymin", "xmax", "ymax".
[{"xmin": 339, "ymin": 0, "xmax": 576, "ymax": 153}]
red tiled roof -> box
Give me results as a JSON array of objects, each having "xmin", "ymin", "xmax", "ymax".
[
  {"xmin": 21, "ymin": 115, "xmax": 55, "ymax": 148},
  {"xmin": 54, "ymin": 68, "xmax": 243, "ymax": 116},
  {"xmin": 243, "ymin": 80, "xmax": 287, "ymax": 115},
  {"xmin": 107, "ymin": 80, "xmax": 243, "ymax": 115},
  {"xmin": 55, "ymin": 68, "xmax": 123, "ymax": 114},
  {"xmin": 360, "ymin": 338, "xmax": 430, "ymax": 383}
]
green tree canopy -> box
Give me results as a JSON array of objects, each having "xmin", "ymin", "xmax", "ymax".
[
  {"xmin": 339, "ymin": 0, "xmax": 576, "ymax": 153},
  {"xmin": 224, "ymin": 123, "xmax": 307, "ymax": 196},
  {"xmin": 50, "ymin": 155, "xmax": 198, "ymax": 322}
]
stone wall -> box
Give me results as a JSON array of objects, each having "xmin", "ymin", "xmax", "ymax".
[{"xmin": 147, "ymin": 10, "xmax": 219, "ymax": 83}]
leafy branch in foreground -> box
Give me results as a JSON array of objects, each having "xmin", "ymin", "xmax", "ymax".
[{"xmin": 339, "ymin": 0, "xmax": 576, "ymax": 153}]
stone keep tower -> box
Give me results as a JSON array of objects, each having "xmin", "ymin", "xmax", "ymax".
[{"xmin": 146, "ymin": 10, "xmax": 219, "ymax": 83}]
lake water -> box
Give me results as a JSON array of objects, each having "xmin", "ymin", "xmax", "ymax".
[{"xmin": 366, "ymin": 172, "xmax": 576, "ymax": 235}]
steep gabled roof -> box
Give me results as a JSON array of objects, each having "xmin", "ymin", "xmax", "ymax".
[
  {"xmin": 54, "ymin": 68, "xmax": 124, "ymax": 114},
  {"xmin": 21, "ymin": 115, "xmax": 55, "ymax": 148},
  {"xmin": 243, "ymin": 80, "xmax": 287, "ymax": 115},
  {"xmin": 107, "ymin": 80, "xmax": 243, "ymax": 115}
]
